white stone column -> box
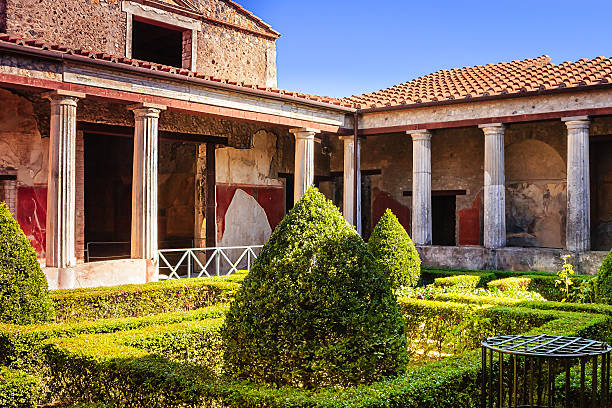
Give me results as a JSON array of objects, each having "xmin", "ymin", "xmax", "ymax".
[
  {"xmin": 129, "ymin": 103, "xmax": 166, "ymax": 282},
  {"xmin": 563, "ymin": 116, "xmax": 591, "ymax": 252},
  {"xmin": 480, "ymin": 123, "xmax": 506, "ymax": 249},
  {"xmin": 290, "ymin": 128, "xmax": 320, "ymax": 203},
  {"xmin": 44, "ymin": 90, "xmax": 85, "ymax": 289},
  {"xmin": 340, "ymin": 136, "xmax": 361, "ymax": 233},
  {"xmin": 408, "ymin": 130, "xmax": 432, "ymax": 245}
]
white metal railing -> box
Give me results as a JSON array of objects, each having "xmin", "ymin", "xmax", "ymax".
[{"xmin": 158, "ymin": 245, "xmax": 263, "ymax": 280}]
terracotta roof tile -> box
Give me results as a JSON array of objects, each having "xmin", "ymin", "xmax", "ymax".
[
  {"xmin": 0, "ymin": 34, "xmax": 355, "ymax": 109},
  {"xmin": 343, "ymin": 55, "xmax": 612, "ymax": 109}
]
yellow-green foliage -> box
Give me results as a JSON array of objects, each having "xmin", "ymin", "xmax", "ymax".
[
  {"xmin": 596, "ymin": 250, "xmax": 612, "ymax": 304},
  {"xmin": 52, "ymin": 277, "xmax": 240, "ymax": 323},
  {"xmin": 487, "ymin": 277, "xmax": 531, "ymax": 291},
  {"xmin": 222, "ymin": 188, "xmax": 408, "ymax": 388},
  {"xmin": 368, "ymin": 209, "xmax": 421, "ymax": 288},
  {"xmin": 0, "ymin": 367, "xmax": 41, "ymax": 408},
  {"xmin": 434, "ymin": 274, "xmax": 480, "ymax": 289},
  {"xmin": 0, "ymin": 203, "xmax": 54, "ymax": 325}
]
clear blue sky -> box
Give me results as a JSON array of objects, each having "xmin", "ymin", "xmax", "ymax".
[{"xmin": 239, "ymin": 0, "xmax": 612, "ymax": 98}]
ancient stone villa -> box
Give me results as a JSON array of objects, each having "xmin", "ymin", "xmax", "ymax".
[{"xmin": 0, "ymin": 0, "xmax": 611, "ymax": 288}]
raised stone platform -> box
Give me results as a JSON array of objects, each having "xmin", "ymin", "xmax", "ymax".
[
  {"xmin": 44, "ymin": 259, "xmax": 148, "ymax": 290},
  {"xmin": 416, "ymin": 245, "xmax": 607, "ymax": 275}
]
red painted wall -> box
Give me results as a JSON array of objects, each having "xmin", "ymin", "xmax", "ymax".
[
  {"xmin": 17, "ymin": 186, "xmax": 47, "ymax": 257},
  {"xmin": 458, "ymin": 194, "xmax": 481, "ymax": 246},
  {"xmin": 372, "ymin": 188, "xmax": 411, "ymax": 234},
  {"xmin": 216, "ymin": 184, "xmax": 285, "ymax": 241}
]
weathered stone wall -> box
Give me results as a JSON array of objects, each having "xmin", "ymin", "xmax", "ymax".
[
  {"xmin": 213, "ymin": 128, "xmax": 330, "ymax": 248},
  {"xmin": 0, "ymin": 88, "xmax": 49, "ymax": 256},
  {"xmin": 3, "ymin": 0, "xmax": 277, "ymax": 86},
  {"xmin": 197, "ymin": 22, "xmax": 277, "ymax": 87},
  {"xmin": 330, "ymin": 120, "xmax": 607, "ymax": 250},
  {"xmin": 5, "ymin": 0, "xmax": 126, "ymax": 55}
]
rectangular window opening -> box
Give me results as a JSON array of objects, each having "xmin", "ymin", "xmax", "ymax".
[{"xmin": 132, "ymin": 18, "xmax": 186, "ymax": 68}]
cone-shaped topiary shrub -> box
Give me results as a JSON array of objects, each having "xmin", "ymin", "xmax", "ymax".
[
  {"xmin": 222, "ymin": 188, "xmax": 408, "ymax": 388},
  {"xmin": 0, "ymin": 202, "xmax": 54, "ymax": 324},
  {"xmin": 596, "ymin": 249, "xmax": 612, "ymax": 304},
  {"xmin": 368, "ymin": 209, "xmax": 421, "ymax": 288}
]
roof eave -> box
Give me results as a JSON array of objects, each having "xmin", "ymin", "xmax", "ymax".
[
  {"xmin": 0, "ymin": 41, "xmax": 354, "ymax": 113},
  {"xmin": 355, "ymin": 84, "xmax": 612, "ymax": 115}
]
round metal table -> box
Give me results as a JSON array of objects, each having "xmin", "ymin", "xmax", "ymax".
[{"xmin": 481, "ymin": 334, "xmax": 611, "ymax": 408}]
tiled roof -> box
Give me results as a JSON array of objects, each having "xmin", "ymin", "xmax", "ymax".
[
  {"xmin": 0, "ymin": 35, "xmax": 354, "ymax": 109},
  {"xmin": 343, "ymin": 56, "xmax": 612, "ymax": 109}
]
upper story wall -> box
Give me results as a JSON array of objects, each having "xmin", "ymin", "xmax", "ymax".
[{"xmin": 2, "ymin": 0, "xmax": 278, "ymax": 87}]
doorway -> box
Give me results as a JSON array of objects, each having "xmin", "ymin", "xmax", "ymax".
[{"xmin": 432, "ymin": 195, "xmax": 456, "ymax": 246}]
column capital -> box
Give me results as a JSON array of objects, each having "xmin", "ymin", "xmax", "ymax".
[
  {"xmin": 129, "ymin": 103, "xmax": 167, "ymax": 118},
  {"xmin": 563, "ymin": 116, "xmax": 590, "ymax": 130},
  {"xmin": 290, "ymin": 127, "xmax": 320, "ymax": 140},
  {"xmin": 479, "ymin": 123, "xmax": 505, "ymax": 135},
  {"xmin": 339, "ymin": 135, "xmax": 363, "ymax": 142},
  {"xmin": 43, "ymin": 90, "xmax": 86, "ymax": 105},
  {"xmin": 407, "ymin": 129, "xmax": 432, "ymax": 141}
]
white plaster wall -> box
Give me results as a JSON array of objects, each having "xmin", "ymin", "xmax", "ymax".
[
  {"xmin": 216, "ymin": 129, "xmax": 282, "ymax": 186},
  {"xmin": 0, "ymin": 89, "xmax": 48, "ymax": 185}
]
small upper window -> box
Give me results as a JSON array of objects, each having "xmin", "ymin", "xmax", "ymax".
[{"xmin": 132, "ymin": 18, "xmax": 184, "ymax": 68}]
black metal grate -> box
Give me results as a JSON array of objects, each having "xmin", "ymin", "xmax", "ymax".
[
  {"xmin": 481, "ymin": 335, "xmax": 611, "ymax": 408},
  {"xmin": 483, "ymin": 334, "xmax": 611, "ymax": 358}
]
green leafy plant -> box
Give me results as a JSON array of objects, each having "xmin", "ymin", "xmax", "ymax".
[
  {"xmin": 0, "ymin": 367, "xmax": 41, "ymax": 408},
  {"xmin": 0, "ymin": 202, "xmax": 54, "ymax": 325},
  {"xmin": 487, "ymin": 277, "xmax": 531, "ymax": 292},
  {"xmin": 555, "ymin": 255, "xmax": 575, "ymax": 302},
  {"xmin": 596, "ymin": 249, "xmax": 612, "ymax": 304},
  {"xmin": 434, "ymin": 274, "xmax": 480, "ymax": 289},
  {"xmin": 368, "ymin": 209, "xmax": 421, "ymax": 288},
  {"xmin": 222, "ymin": 187, "xmax": 408, "ymax": 388}
]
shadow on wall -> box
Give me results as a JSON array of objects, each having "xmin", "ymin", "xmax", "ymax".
[
  {"xmin": 0, "ymin": 1, "xmax": 5, "ymax": 33},
  {"xmin": 505, "ymin": 139, "xmax": 566, "ymax": 249}
]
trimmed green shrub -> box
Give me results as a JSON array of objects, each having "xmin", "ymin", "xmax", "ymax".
[
  {"xmin": 487, "ymin": 277, "xmax": 531, "ymax": 291},
  {"xmin": 368, "ymin": 209, "xmax": 421, "ymax": 288},
  {"xmin": 434, "ymin": 274, "xmax": 480, "ymax": 289},
  {"xmin": 222, "ymin": 187, "xmax": 408, "ymax": 388},
  {"xmin": 0, "ymin": 367, "xmax": 41, "ymax": 408},
  {"xmin": 596, "ymin": 249, "xmax": 612, "ymax": 304},
  {"xmin": 52, "ymin": 277, "xmax": 240, "ymax": 323},
  {"xmin": 0, "ymin": 202, "xmax": 54, "ymax": 325}
]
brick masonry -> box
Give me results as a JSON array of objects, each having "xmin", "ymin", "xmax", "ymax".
[{"xmin": 3, "ymin": 0, "xmax": 277, "ymax": 87}]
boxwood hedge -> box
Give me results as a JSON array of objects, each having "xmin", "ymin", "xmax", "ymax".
[
  {"xmin": 51, "ymin": 274, "xmax": 242, "ymax": 323},
  {"xmin": 8, "ymin": 298, "xmax": 607, "ymax": 408},
  {"xmin": 0, "ymin": 202, "xmax": 54, "ymax": 325},
  {"xmin": 0, "ymin": 366, "xmax": 41, "ymax": 408},
  {"xmin": 222, "ymin": 188, "xmax": 408, "ymax": 388}
]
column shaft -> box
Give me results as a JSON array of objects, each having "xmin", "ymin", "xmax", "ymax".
[
  {"xmin": 340, "ymin": 136, "xmax": 361, "ymax": 233},
  {"xmin": 130, "ymin": 103, "xmax": 165, "ymax": 281},
  {"xmin": 564, "ymin": 116, "xmax": 591, "ymax": 252},
  {"xmin": 290, "ymin": 128, "xmax": 320, "ymax": 203},
  {"xmin": 409, "ymin": 130, "xmax": 432, "ymax": 245},
  {"xmin": 480, "ymin": 123, "xmax": 506, "ymax": 249},
  {"xmin": 45, "ymin": 90, "xmax": 84, "ymax": 289}
]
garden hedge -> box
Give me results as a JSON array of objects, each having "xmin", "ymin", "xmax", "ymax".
[
  {"xmin": 0, "ymin": 366, "xmax": 41, "ymax": 408},
  {"xmin": 0, "ymin": 202, "xmax": 54, "ymax": 325},
  {"xmin": 51, "ymin": 275, "xmax": 242, "ymax": 323},
  {"xmin": 368, "ymin": 209, "xmax": 421, "ymax": 288},
  {"xmin": 222, "ymin": 188, "xmax": 408, "ymax": 388},
  {"xmin": 487, "ymin": 277, "xmax": 531, "ymax": 291},
  {"xmin": 12, "ymin": 298, "xmax": 609, "ymax": 408},
  {"xmin": 423, "ymin": 268, "xmax": 596, "ymax": 301},
  {"xmin": 596, "ymin": 249, "xmax": 612, "ymax": 304},
  {"xmin": 433, "ymin": 274, "xmax": 481, "ymax": 289}
]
